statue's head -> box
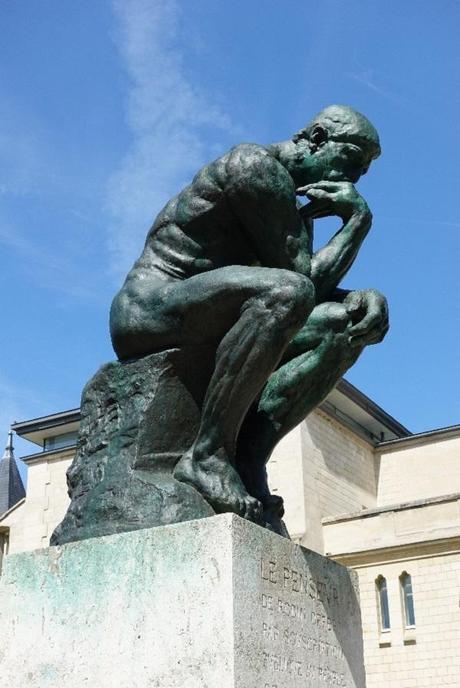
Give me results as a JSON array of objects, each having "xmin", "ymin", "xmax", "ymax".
[{"xmin": 292, "ymin": 105, "xmax": 381, "ymax": 184}]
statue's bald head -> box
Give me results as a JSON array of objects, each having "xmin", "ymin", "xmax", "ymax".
[{"xmin": 294, "ymin": 105, "xmax": 381, "ymax": 162}]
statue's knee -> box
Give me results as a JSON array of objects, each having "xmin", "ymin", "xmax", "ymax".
[
  {"xmin": 309, "ymin": 302, "xmax": 350, "ymax": 335},
  {"xmin": 269, "ymin": 272, "xmax": 315, "ymax": 325}
]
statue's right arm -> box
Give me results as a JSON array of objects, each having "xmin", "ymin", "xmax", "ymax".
[
  {"xmin": 297, "ymin": 181, "xmax": 372, "ymax": 303},
  {"xmin": 226, "ymin": 146, "xmax": 311, "ymax": 276}
]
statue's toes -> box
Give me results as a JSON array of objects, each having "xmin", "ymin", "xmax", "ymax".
[
  {"xmin": 244, "ymin": 496, "xmax": 263, "ymax": 523},
  {"xmin": 263, "ymin": 494, "xmax": 285, "ymax": 518}
]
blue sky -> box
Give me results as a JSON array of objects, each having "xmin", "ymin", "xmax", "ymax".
[{"xmin": 2, "ymin": 0, "xmax": 460, "ymax": 474}]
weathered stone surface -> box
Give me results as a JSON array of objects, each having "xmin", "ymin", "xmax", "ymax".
[
  {"xmin": 1, "ymin": 514, "xmax": 366, "ymax": 687},
  {"xmin": 51, "ymin": 347, "xmax": 216, "ymax": 545}
]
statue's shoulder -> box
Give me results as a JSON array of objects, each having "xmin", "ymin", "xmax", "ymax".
[
  {"xmin": 225, "ymin": 143, "xmax": 292, "ymax": 196},
  {"xmin": 226, "ymin": 142, "xmax": 273, "ymax": 166},
  {"xmin": 189, "ymin": 144, "xmax": 269, "ymax": 191}
]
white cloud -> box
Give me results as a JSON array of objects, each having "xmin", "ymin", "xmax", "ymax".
[
  {"xmin": 345, "ymin": 68, "xmax": 407, "ymax": 105},
  {"xmin": 107, "ymin": 0, "xmax": 234, "ymax": 275}
]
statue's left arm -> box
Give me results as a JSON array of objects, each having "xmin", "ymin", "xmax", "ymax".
[{"xmin": 332, "ymin": 287, "xmax": 389, "ymax": 347}]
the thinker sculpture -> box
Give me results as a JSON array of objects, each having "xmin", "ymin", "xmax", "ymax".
[{"xmin": 52, "ymin": 105, "xmax": 388, "ymax": 544}]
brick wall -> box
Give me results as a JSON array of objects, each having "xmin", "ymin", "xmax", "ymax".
[
  {"xmin": 3, "ymin": 453, "xmax": 72, "ymax": 553},
  {"xmin": 377, "ymin": 435, "xmax": 460, "ymax": 506},
  {"xmin": 357, "ymin": 552, "xmax": 460, "ymax": 687},
  {"xmin": 269, "ymin": 408, "xmax": 378, "ymax": 552}
]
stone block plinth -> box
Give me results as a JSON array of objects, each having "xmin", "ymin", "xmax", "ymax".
[
  {"xmin": 0, "ymin": 514, "xmax": 366, "ymax": 687},
  {"xmin": 52, "ymin": 348, "xmax": 216, "ymax": 545}
]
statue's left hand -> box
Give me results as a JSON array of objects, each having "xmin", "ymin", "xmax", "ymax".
[{"xmin": 344, "ymin": 289, "xmax": 389, "ymax": 347}]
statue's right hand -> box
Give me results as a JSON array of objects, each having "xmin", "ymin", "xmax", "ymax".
[{"xmin": 297, "ymin": 181, "xmax": 371, "ymax": 223}]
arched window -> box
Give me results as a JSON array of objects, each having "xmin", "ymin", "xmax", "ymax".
[
  {"xmin": 400, "ymin": 572, "xmax": 416, "ymax": 627},
  {"xmin": 376, "ymin": 575, "xmax": 391, "ymax": 631}
]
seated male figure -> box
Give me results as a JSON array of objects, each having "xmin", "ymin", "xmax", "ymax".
[{"xmin": 110, "ymin": 105, "xmax": 388, "ymax": 532}]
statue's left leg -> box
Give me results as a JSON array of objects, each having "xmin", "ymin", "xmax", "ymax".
[{"xmin": 235, "ymin": 301, "xmax": 367, "ymax": 530}]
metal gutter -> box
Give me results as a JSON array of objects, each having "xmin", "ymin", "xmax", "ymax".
[
  {"xmin": 336, "ymin": 379, "xmax": 411, "ymax": 437},
  {"xmin": 377, "ymin": 423, "xmax": 460, "ymax": 450},
  {"xmin": 11, "ymin": 409, "xmax": 81, "ymax": 436}
]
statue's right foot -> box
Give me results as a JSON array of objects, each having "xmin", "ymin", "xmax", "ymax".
[{"xmin": 174, "ymin": 450, "xmax": 263, "ymax": 523}]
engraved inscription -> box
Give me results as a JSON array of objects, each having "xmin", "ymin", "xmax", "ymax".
[
  {"xmin": 260, "ymin": 593, "xmax": 334, "ymax": 630},
  {"xmin": 258, "ymin": 556, "xmax": 351, "ymax": 687},
  {"xmin": 262, "ymin": 652, "xmax": 303, "ymax": 676},
  {"xmin": 261, "ymin": 559, "xmax": 339, "ymax": 605},
  {"xmin": 261, "ymin": 652, "xmax": 346, "ymax": 684},
  {"xmin": 262, "ymin": 623, "xmax": 344, "ymax": 659},
  {"xmin": 260, "ymin": 559, "xmax": 278, "ymax": 584}
]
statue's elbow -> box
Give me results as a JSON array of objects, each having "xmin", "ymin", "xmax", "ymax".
[{"xmin": 109, "ymin": 291, "xmax": 131, "ymax": 359}]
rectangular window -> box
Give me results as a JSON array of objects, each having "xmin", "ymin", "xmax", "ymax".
[
  {"xmin": 0, "ymin": 531, "xmax": 9, "ymax": 573},
  {"xmin": 43, "ymin": 431, "xmax": 78, "ymax": 452},
  {"xmin": 400, "ymin": 572, "xmax": 416, "ymax": 627},
  {"xmin": 376, "ymin": 576, "xmax": 391, "ymax": 631}
]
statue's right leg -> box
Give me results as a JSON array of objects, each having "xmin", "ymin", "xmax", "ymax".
[{"xmin": 111, "ymin": 266, "xmax": 315, "ymax": 522}]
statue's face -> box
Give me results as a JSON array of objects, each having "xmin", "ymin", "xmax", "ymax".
[{"xmin": 310, "ymin": 138, "xmax": 372, "ymax": 184}]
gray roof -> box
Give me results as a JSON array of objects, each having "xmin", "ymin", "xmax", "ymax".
[{"xmin": 0, "ymin": 431, "xmax": 26, "ymax": 516}]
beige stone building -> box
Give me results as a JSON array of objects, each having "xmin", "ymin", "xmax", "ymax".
[{"xmin": 1, "ymin": 380, "xmax": 459, "ymax": 687}]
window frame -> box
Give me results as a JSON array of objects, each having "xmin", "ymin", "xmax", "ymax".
[
  {"xmin": 43, "ymin": 431, "xmax": 78, "ymax": 452},
  {"xmin": 400, "ymin": 571, "xmax": 416, "ymax": 629},
  {"xmin": 375, "ymin": 575, "xmax": 391, "ymax": 633}
]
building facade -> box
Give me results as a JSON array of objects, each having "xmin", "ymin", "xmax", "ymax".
[
  {"xmin": 1, "ymin": 381, "xmax": 459, "ymax": 687},
  {"xmin": 323, "ymin": 427, "xmax": 460, "ymax": 687}
]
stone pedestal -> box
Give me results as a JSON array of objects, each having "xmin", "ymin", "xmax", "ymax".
[
  {"xmin": 0, "ymin": 515, "xmax": 366, "ymax": 687},
  {"xmin": 52, "ymin": 347, "xmax": 216, "ymax": 545}
]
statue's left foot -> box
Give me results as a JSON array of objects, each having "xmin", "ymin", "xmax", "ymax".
[{"xmin": 234, "ymin": 459, "xmax": 289, "ymax": 536}]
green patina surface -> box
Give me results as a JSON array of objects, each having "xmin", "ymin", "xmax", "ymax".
[
  {"xmin": 53, "ymin": 105, "xmax": 388, "ymax": 546},
  {"xmin": 0, "ymin": 515, "xmax": 366, "ymax": 688}
]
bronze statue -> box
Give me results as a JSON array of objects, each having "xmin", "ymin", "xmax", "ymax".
[{"xmin": 52, "ymin": 105, "xmax": 388, "ymax": 544}]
